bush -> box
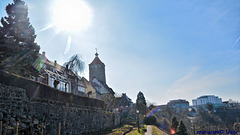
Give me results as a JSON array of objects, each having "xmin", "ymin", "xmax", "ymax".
[{"xmin": 144, "ymin": 116, "xmax": 157, "ymax": 125}]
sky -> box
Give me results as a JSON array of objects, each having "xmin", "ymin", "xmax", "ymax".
[{"xmin": 0, "ymin": 0, "xmax": 240, "ymax": 105}]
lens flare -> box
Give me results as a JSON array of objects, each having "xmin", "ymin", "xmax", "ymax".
[
  {"xmin": 171, "ymin": 129, "xmax": 175, "ymax": 134},
  {"xmin": 52, "ymin": 0, "xmax": 92, "ymax": 32},
  {"xmin": 64, "ymin": 36, "xmax": 72, "ymax": 54}
]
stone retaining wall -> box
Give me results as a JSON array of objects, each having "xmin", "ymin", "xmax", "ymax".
[{"xmin": 0, "ymin": 71, "xmax": 120, "ymax": 134}]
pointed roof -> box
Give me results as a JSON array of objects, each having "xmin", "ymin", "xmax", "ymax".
[
  {"xmin": 89, "ymin": 53, "xmax": 105, "ymax": 65},
  {"xmin": 81, "ymin": 77, "xmax": 101, "ymax": 95},
  {"xmin": 116, "ymin": 93, "xmax": 132, "ymax": 102},
  {"xmin": 91, "ymin": 77, "xmax": 115, "ymax": 95}
]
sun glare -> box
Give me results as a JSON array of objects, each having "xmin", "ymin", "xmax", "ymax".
[{"xmin": 52, "ymin": 0, "xmax": 92, "ymax": 32}]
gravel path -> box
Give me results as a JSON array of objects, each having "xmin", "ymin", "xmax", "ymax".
[{"xmin": 145, "ymin": 125, "xmax": 152, "ymax": 135}]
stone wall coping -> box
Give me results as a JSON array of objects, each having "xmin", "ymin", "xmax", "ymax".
[{"xmin": 0, "ymin": 70, "xmax": 105, "ymax": 108}]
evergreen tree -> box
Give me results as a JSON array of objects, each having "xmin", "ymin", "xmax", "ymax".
[
  {"xmin": 176, "ymin": 121, "xmax": 188, "ymax": 135},
  {"xmin": 136, "ymin": 91, "xmax": 147, "ymax": 114},
  {"xmin": 0, "ymin": 0, "xmax": 40, "ymax": 78},
  {"xmin": 1, "ymin": 0, "xmax": 37, "ymax": 49},
  {"xmin": 144, "ymin": 115, "xmax": 156, "ymax": 125},
  {"xmin": 148, "ymin": 104, "xmax": 155, "ymax": 110},
  {"xmin": 171, "ymin": 117, "xmax": 179, "ymax": 132},
  {"xmin": 206, "ymin": 103, "xmax": 214, "ymax": 113}
]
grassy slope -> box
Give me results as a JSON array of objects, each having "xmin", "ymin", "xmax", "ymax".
[
  {"xmin": 151, "ymin": 125, "xmax": 166, "ymax": 135},
  {"xmin": 126, "ymin": 125, "xmax": 147, "ymax": 135}
]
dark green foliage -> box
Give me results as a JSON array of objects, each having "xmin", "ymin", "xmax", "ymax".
[
  {"xmin": 206, "ymin": 103, "xmax": 214, "ymax": 112},
  {"xmin": 2, "ymin": 0, "xmax": 37, "ymax": 47},
  {"xmin": 171, "ymin": 117, "xmax": 179, "ymax": 132},
  {"xmin": 136, "ymin": 91, "xmax": 146, "ymax": 106},
  {"xmin": 0, "ymin": 0, "xmax": 40, "ymax": 78},
  {"xmin": 136, "ymin": 91, "xmax": 147, "ymax": 114},
  {"xmin": 144, "ymin": 116, "xmax": 156, "ymax": 125},
  {"xmin": 176, "ymin": 121, "xmax": 188, "ymax": 135},
  {"xmin": 148, "ymin": 104, "xmax": 155, "ymax": 110}
]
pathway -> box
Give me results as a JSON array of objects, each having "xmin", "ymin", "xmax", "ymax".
[{"xmin": 145, "ymin": 125, "xmax": 152, "ymax": 135}]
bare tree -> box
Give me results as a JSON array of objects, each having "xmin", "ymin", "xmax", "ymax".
[{"xmin": 64, "ymin": 54, "xmax": 85, "ymax": 75}]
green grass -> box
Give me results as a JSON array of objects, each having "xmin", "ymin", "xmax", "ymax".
[
  {"xmin": 109, "ymin": 124, "xmax": 134, "ymax": 134},
  {"xmin": 131, "ymin": 128, "xmax": 145, "ymax": 135},
  {"xmin": 129, "ymin": 124, "xmax": 147, "ymax": 135},
  {"xmin": 101, "ymin": 122, "xmax": 147, "ymax": 135}
]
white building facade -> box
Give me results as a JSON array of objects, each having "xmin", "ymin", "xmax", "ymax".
[{"xmin": 192, "ymin": 95, "xmax": 222, "ymax": 106}]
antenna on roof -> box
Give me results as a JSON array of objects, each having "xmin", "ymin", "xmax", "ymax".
[{"xmin": 95, "ymin": 48, "xmax": 99, "ymax": 57}]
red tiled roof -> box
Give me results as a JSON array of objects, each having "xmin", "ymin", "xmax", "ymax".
[{"xmin": 89, "ymin": 56, "xmax": 104, "ymax": 65}]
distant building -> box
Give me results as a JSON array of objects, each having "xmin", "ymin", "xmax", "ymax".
[
  {"xmin": 167, "ymin": 99, "xmax": 189, "ymax": 112},
  {"xmin": 158, "ymin": 105, "xmax": 168, "ymax": 110},
  {"xmin": 223, "ymin": 101, "xmax": 230, "ymax": 108},
  {"xmin": 35, "ymin": 51, "xmax": 116, "ymax": 105},
  {"xmin": 115, "ymin": 93, "xmax": 133, "ymax": 108},
  {"xmin": 223, "ymin": 101, "xmax": 240, "ymax": 108},
  {"xmin": 89, "ymin": 52, "xmax": 115, "ymax": 95},
  {"xmin": 188, "ymin": 107, "xmax": 197, "ymax": 117},
  {"xmin": 81, "ymin": 77, "xmax": 100, "ymax": 99},
  {"xmin": 91, "ymin": 77, "xmax": 115, "ymax": 95},
  {"xmin": 36, "ymin": 52, "xmax": 87, "ymax": 96},
  {"xmin": 89, "ymin": 52, "xmax": 115, "ymax": 110},
  {"xmin": 115, "ymin": 93, "xmax": 133, "ymax": 118},
  {"xmin": 192, "ymin": 95, "xmax": 222, "ymax": 106},
  {"xmin": 89, "ymin": 52, "xmax": 106, "ymax": 84}
]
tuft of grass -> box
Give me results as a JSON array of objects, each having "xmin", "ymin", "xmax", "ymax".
[
  {"xmin": 131, "ymin": 128, "xmax": 144, "ymax": 135},
  {"xmin": 129, "ymin": 125, "xmax": 147, "ymax": 135},
  {"xmin": 109, "ymin": 124, "xmax": 134, "ymax": 134}
]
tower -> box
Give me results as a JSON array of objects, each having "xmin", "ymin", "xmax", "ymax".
[{"xmin": 89, "ymin": 51, "xmax": 106, "ymax": 84}]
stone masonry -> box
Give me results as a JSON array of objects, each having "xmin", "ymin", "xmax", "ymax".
[{"xmin": 0, "ymin": 71, "xmax": 120, "ymax": 134}]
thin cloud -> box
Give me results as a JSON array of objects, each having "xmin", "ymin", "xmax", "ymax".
[
  {"xmin": 167, "ymin": 67, "xmax": 240, "ymax": 94},
  {"xmin": 232, "ymin": 35, "xmax": 240, "ymax": 48},
  {"xmin": 173, "ymin": 66, "xmax": 200, "ymax": 86}
]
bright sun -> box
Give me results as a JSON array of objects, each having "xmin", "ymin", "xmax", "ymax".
[{"xmin": 52, "ymin": 0, "xmax": 92, "ymax": 32}]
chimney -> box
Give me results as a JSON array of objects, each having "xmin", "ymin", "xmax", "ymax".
[{"xmin": 54, "ymin": 60, "xmax": 57, "ymax": 67}]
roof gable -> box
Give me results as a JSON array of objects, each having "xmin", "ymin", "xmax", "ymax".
[
  {"xmin": 89, "ymin": 57, "xmax": 105, "ymax": 65},
  {"xmin": 91, "ymin": 77, "xmax": 115, "ymax": 95}
]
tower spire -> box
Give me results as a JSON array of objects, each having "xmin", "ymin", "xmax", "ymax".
[
  {"xmin": 95, "ymin": 48, "xmax": 98, "ymax": 57},
  {"xmin": 89, "ymin": 48, "xmax": 106, "ymax": 83}
]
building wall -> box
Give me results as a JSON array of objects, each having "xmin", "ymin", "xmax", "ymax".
[
  {"xmin": 167, "ymin": 100, "xmax": 189, "ymax": 113},
  {"xmin": 115, "ymin": 94, "xmax": 133, "ymax": 108},
  {"xmin": 92, "ymin": 78, "xmax": 109, "ymax": 94},
  {"xmin": 89, "ymin": 64, "xmax": 106, "ymax": 83},
  {"xmin": 192, "ymin": 95, "xmax": 222, "ymax": 106},
  {"xmin": 82, "ymin": 78, "xmax": 100, "ymax": 99}
]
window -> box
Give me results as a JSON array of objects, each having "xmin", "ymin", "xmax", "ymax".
[{"xmin": 78, "ymin": 86, "xmax": 85, "ymax": 93}]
